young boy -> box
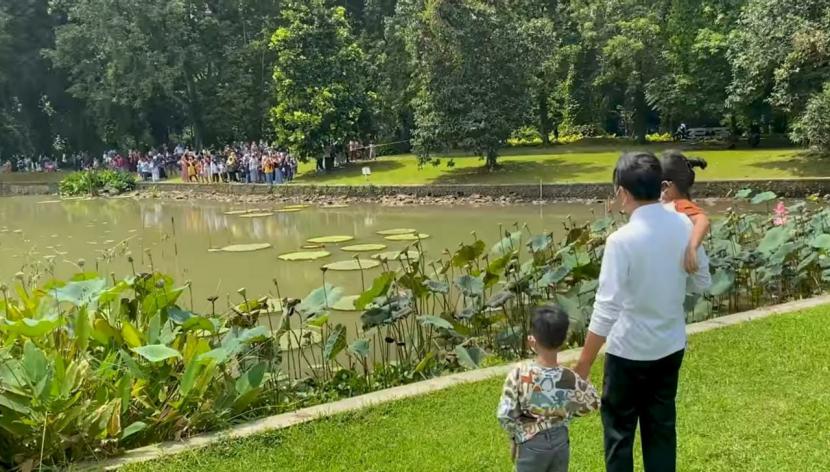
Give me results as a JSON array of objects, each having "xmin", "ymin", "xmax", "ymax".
[{"xmin": 497, "ymin": 305, "xmax": 600, "ymax": 472}]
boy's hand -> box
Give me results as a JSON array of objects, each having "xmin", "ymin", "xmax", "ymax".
[{"xmin": 684, "ymin": 245, "xmax": 699, "ymax": 274}]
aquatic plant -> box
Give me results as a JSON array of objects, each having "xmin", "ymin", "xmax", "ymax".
[
  {"xmin": 2, "ymin": 190, "xmax": 828, "ymax": 468},
  {"xmin": 58, "ymin": 170, "xmax": 136, "ymax": 196}
]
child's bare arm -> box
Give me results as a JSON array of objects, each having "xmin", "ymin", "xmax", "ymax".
[
  {"xmin": 689, "ymin": 213, "xmax": 710, "ymax": 250},
  {"xmin": 685, "ymin": 213, "xmax": 710, "ymax": 273}
]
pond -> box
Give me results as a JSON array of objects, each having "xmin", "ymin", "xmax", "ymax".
[{"xmin": 0, "ymin": 196, "xmax": 623, "ymax": 309}]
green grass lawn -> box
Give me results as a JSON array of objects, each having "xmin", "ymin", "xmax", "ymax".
[
  {"xmin": 291, "ymin": 144, "xmax": 825, "ymax": 185},
  {"xmin": 123, "ymin": 306, "xmax": 830, "ymax": 472}
]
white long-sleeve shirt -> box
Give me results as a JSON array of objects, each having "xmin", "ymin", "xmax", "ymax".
[{"xmin": 588, "ymin": 203, "xmax": 712, "ymax": 361}]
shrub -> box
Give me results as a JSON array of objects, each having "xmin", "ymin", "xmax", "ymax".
[
  {"xmin": 646, "ymin": 132, "xmax": 673, "ymax": 143},
  {"xmin": 3, "ymin": 191, "xmax": 830, "ymax": 468},
  {"xmin": 59, "ymin": 170, "xmax": 136, "ymax": 196},
  {"xmin": 790, "ymin": 82, "xmax": 830, "ymax": 152}
]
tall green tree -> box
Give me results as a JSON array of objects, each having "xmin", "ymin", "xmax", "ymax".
[
  {"xmin": 270, "ymin": 0, "xmax": 372, "ymax": 160},
  {"xmin": 48, "ymin": 0, "xmax": 279, "ymax": 150},
  {"xmin": 406, "ymin": 0, "xmax": 550, "ymax": 168},
  {"xmin": 728, "ymin": 0, "xmax": 830, "ymax": 138}
]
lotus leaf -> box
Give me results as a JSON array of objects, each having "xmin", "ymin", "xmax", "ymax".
[
  {"xmin": 323, "ymin": 324, "xmax": 347, "ymax": 360},
  {"xmin": 384, "ymin": 233, "xmax": 431, "ymax": 241},
  {"xmin": 284, "ymin": 204, "xmax": 310, "ymax": 209},
  {"xmin": 298, "ymin": 284, "xmax": 344, "ymax": 317},
  {"xmin": 376, "ymin": 228, "xmax": 417, "ymax": 236},
  {"xmin": 307, "ymin": 235, "xmax": 355, "ymax": 244},
  {"xmin": 278, "ymin": 250, "xmax": 331, "ymax": 261},
  {"xmin": 238, "ymin": 212, "xmax": 274, "ymax": 218},
  {"xmin": 323, "ymin": 259, "xmax": 380, "ymax": 271},
  {"xmin": 132, "ymin": 344, "xmax": 182, "ymax": 363},
  {"xmin": 302, "ymin": 244, "xmax": 325, "ymax": 249},
  {"xmin": 751, "ymin": 191, "xmax": 777, "ymax": 204},
  {"xmin": 220, "ymin": 243, "xmax": 272, "ymax": 253},
  {"xmin": 417, "ymin": 315, "xmax": 454, "ymax": 331},
  {"xmin": 454, "ymin": 345, "xmax": 487, "ymax": 370},
  {"xmin": 223, "ymin": 210, "xmax": 249, "ymax": 215},
  {"xmin": 276, "ymin": 208, "xmax": 302, "ymax": 213},
  {"xmin": 341, "ymin": 244, "xmax": 387, "ymax": 252},
  {"xmin": 811, "ymin": 234, "xmax": 830, "ymax": 250},
  {"xmin": 278, "ymin": 329, "xmax": 322, "ymax": 351},
  {"xmin": 372, "ymin": 250, "xmax": 420, "ymax": 261},
  {"xmin": 348, "ymin": 339, "xmax": 370, "ymax": 358},
  {"xmin": 332, "ymin": 295, "xmax": 360, "ymax": 311}
]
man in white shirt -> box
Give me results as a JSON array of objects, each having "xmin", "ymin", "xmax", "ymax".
[{"xmin": 575, "ymin": 152, "xmax": 711, "ymax": 472}]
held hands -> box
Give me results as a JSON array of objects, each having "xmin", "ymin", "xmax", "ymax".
[
  {"xmin": 684, "ymin": 244, "xmax": 699, "ymax": 274},
  {"xmin": 574, "ymin": 361, "xmax": 591, "ymax": 381}
]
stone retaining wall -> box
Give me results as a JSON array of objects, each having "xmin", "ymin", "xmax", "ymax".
[
  {"xmin": 137, "ymin": 178, "xmax": 830, "ymax": 201},
  {"xmin": 0, "ymin": 182, "xmax": 59, "ymax": 196}
]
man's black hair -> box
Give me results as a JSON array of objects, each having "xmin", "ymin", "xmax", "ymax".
[
  {"xmin": 660, "ymin": 150, "xmax": 707, "ymax": 199},
  {"xmin": 531, "ymin": 305, "xmax": 570, "ymax": 350},
  {"xmin": 613, "ymin": 152, "xmax": 662, "ymax": 201}
]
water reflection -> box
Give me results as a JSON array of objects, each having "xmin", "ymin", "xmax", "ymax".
[{"xmin": 0, "ymin": 196, "xmax": 615, "ymax": 310}]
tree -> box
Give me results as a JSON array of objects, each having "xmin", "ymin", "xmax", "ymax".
[
  {"xmin": 728, "ymin": 0, "xmax": 830, "ymax": 129},
  {"xmin": 270, "ymin": 0, "xmax": 372, "ymax": 161},
  {"xmin": 48, "ymin": 0, "xmax": 280, "ymax": 150},
  {"xmin": 406, "ymin": 0, "xmax": 549, "ymax": 169}
]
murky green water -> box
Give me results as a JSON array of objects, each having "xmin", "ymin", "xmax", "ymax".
[{"xmin": 0, "ymin": 196, "xmax": 618, "ymax": 310}]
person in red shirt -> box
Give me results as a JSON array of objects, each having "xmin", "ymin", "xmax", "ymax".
[{"xmin": 660, "ymin": 150, "xmax": 710, "ymax": 273}]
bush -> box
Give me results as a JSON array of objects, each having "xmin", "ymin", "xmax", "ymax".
[
  {"xmin": 646, "ymin": 132, "xmax": 673, "ymax": 143},
  {"xmin": 4, "ymin": 191, "xmax": 830, "ymax": 468},
  {"xmin": 790, "ymin": 82, "xmax": 830, "ymax": 152},
  {"xmin": 59, "ymin": 169, "xmax": 136, "ymax": 196}
]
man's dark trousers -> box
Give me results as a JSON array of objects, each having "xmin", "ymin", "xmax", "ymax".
[{"xmin": 601, "ymin": 349, "xmax": 685, "ymax": 472}]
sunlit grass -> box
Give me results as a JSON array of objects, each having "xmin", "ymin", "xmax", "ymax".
[
  {"xmin": 291, "ymin": 145, "xmax": 819, "ymax": 185},
  {"xmin": 123, "ymin": 306, "xmax": 830, "ymax": 472}
]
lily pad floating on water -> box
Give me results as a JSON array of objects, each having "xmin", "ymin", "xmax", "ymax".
[
  {"xmin": 219, "ymin": 243, "xmax": 272, "ymax": 253},
  {"xmin": 341, "ymin": 243, "xmax": 387, "ymax": 252},
  {"xmin": 384, "ymin": 233, "xmax": 431, "ymax": 242},
  {"xmin": 376, "ymin": 228, "xmax": 417, "ymax": 236},
  {"xmin": 302, "ymin": 244, "xmax": 325, "ymax": 249},
  {"xmin": 307, "ymin": 235, "xmax": 355, "ymax": 244},
  {"xmin": 276, "ymin": 208, "xmax": 302, "ymax": 213},
  {"xmin": 332, "ymin": 295, "xmax": 360, "ymax": 312},
  {"xmin": 284, "ymin": 204, "xmax": 310, "ymax": 210},
  {"xmin": 37, "ymin": 200, "xmax": 61, "ymax": 204},
  {"xmin": 239, "ymin": 212, "xmax": 274, "ymax": 218},
  {"xmin": 323, "ymin": 259, "xmax": 381, "ymax": 271},
  {"xmin": 323, "ymin": 204, "xmax": 350, "ymax": 209},
  {"xmin": 207, "ymin": 248, "xmax": 222, "ymax": 253},
  {"xmin": 372, "ymin": 250, "xmax": 421, "ymax": 261},
  {"xmin": 278, "ymin": 328, "xmax": 322, "ymax": 351},
  {"xmin": 223, "ymin": 210, "xmax": 249, "ymax": 215},
  {"xmin": 278, "ymin": 250, "xmax": 331, "ymax": 261}
]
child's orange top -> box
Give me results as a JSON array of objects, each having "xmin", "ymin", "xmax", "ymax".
[{"xmin": 674, "ymin": 199, "xmax": 704, "ymax": 217}]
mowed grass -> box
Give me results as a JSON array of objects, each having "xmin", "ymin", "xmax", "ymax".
[
  {"xmin": 123, "ymin": 306, "xmax": 830, "ymax": 472},
  {"xmin": 292, "ymin": 145, "xmax": 824, "ymax": 185}
]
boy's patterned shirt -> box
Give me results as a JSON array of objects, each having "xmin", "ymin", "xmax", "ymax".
[{"xmin": 496, "ymin": 361, "xmax": 600, "ymax": 443}]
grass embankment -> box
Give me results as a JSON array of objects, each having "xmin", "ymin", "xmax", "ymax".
[
  {"xmin": 124, "ymin": 306, "xmax": 830, "ymax": 472},
  {"xmin": 292, "ymin": 145, "xmax": 822, "ymax": 185}
]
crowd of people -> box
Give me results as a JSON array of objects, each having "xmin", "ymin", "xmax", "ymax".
[{"xmin": 98, "ymin": 142, "xmax": 301, "ymax": 184}]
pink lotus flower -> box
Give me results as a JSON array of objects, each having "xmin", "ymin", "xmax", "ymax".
[{"xmin": 773, "ymin": 201, "xmax": 789, "ymax": 226}]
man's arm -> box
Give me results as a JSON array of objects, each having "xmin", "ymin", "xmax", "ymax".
[{"xmin": 575, "ymin": 236, "xmax": 627, "ymax": 378}]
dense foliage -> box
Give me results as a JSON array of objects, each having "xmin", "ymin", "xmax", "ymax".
[
  {"xmin": 2, "ymin": 192, "xmax": 829, "ymax": 468},
  {"xmin": 59, "ymin": 170, "xmax": 136, "ymax": 196},
  {"xmin": 2, "ymin": 0, "xmax": 830, "ymax": 161}
]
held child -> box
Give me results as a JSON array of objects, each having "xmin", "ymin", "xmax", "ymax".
[
  {"xmin": 497, "ymin": 306, "xmax": 600, "ymax": 472},
  {"xmin": 660, "ymin": 150, "xmax": 710, "ymax": 273}
]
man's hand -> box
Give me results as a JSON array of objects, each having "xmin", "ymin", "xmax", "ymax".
[
  {"xmin": 684, "ymin": 244, "xmax": 699, "ymax": 274},
  {"xmin": 574, "ymin": 361, "xmax": 591, "ymax": 380}
]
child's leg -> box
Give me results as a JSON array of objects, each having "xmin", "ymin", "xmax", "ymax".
[{"xmin": 515, "ymin": 427, "xmax": 569, "ymax": 472}]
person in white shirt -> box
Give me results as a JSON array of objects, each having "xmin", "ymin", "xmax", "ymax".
[{"xmin": 575, "ymin": 152, "xmax": 711, "ymax": 472}]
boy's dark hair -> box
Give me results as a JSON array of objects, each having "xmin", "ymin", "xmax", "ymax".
[
  {"xmin": 531, "ymin": 305, "xmax": 570, "ymax": 350},
  {"xmin": 660, "ymin": 150, "xmax": 707, "ymax": 198},
  {"xmin": 613, "ymin": 152, "xmax": 662, "ymax": 201}
]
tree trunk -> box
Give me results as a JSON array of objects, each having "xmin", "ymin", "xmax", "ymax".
[
  {"xmin": 633, "ymin": 88, "xmax": 648, "ymax": 144},
  {"xmin": 486, "ymin": 148, "xmax": 498, "ymax": 170},
  {"xmin": 538, "ymin": 86, "xmax": 552, "ymax": 146}
]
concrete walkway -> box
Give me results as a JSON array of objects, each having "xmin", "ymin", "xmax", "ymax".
[{"xmin": 80, "ymin": 295, "xmax": 830, "ymax": 471}]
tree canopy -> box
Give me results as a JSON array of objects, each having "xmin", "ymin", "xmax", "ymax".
[{"xmin": 2, "ymin": 0, "xmax": 830, "ymax": 161}]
